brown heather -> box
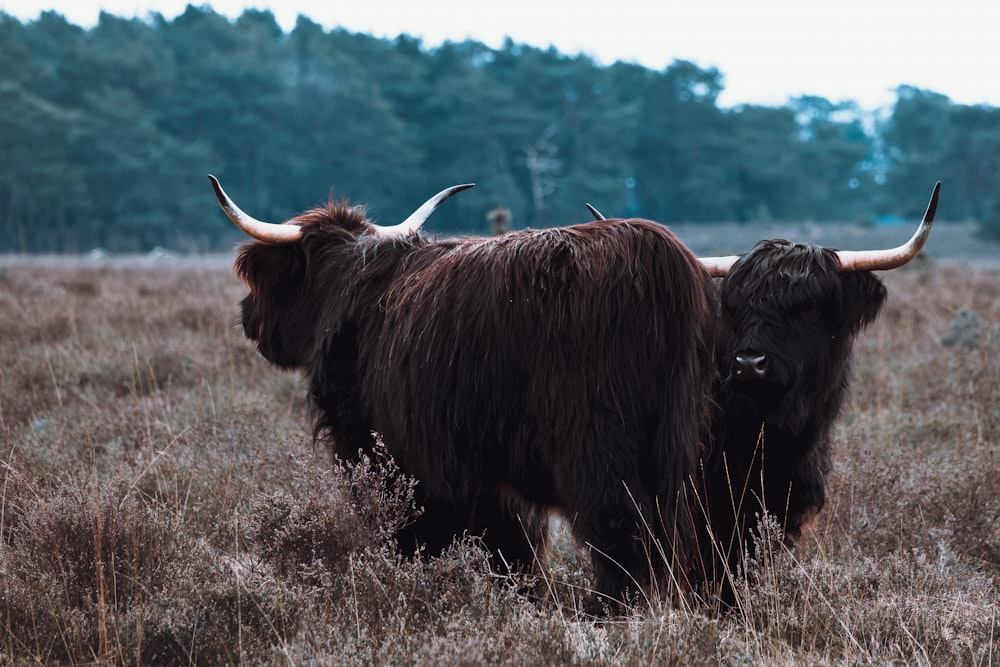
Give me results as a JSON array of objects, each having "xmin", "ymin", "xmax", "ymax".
[{"xmin": 0, "ymin": 258, "xmax": 997, "ymax": 665}]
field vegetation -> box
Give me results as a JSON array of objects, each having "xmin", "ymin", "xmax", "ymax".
[{"xmin": 1, "ymin": 255, "xmax": 998, "ymax": 664}]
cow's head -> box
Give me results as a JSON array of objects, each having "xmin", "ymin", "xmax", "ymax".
[
  {"xmin": 209, "ymin": 175, "xmax": 472, "ymax": 368},
  {"xmin": 715, "ymin": 240, "xmax": 887, "ymax": 432},
  {"xmin": 715, "ymin": 183, "xmax": 939, "ymax": 432}
]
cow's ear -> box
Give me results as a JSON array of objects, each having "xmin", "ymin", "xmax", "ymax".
[
  {"xmin": 840, "ymin": 271, "xmax": 887, "ymax": 333},
  {"xmin": 235, "ymin": 242, "xmax": 302, "ymax": 295},
  {"xmin": 235, "ymin": 242, "xmax": 307, "ymax": 367}
]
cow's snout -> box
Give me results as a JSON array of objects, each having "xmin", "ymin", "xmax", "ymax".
[{"xmin": 734, "ymin": 353, "xmax": 769, "ymax": 381}]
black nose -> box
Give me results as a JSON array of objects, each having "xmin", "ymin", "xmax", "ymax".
[{"xmin": 734, "ymin": 353, "xmax": 769, "ymax": 381}]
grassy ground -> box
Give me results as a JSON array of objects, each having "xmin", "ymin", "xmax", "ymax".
[{"xmin": 0, "ymin": 256, "xmax": 997, "ymax": 665}]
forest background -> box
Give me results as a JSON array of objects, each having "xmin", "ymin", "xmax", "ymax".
[{"xmin": 3, "ymin": 6, "xmax": 1000, "ymax": 253}]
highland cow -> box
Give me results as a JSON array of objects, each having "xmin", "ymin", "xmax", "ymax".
[
  {"xmin": 590, "ymin": 182, "xmax": 941, "ymax": 605},
  {"xmin": 209, "ymin": 176, "xmax": 719, "ymax": 609}
]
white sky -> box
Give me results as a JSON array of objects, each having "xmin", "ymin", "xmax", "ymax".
[{"xmin": 2, "ymin": 0, "xmax": 999, "ymax": 110}]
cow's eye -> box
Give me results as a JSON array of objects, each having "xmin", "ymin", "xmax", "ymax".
[{"xmin": 799, "ymin": 303, "xmax": 822, "ymax": 322}]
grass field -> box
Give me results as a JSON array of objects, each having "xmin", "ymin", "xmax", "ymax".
[{"xmin": 1, "ymin": 251, "xmax": 998, "ymax": 665}]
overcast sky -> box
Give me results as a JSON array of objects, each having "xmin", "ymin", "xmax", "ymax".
[{"xmin": 2, "ymin": 0, "xmax": 998, "ymax": 110}]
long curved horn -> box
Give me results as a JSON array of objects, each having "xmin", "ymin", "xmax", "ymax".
[
  {"xmin": 372, "ymin": 184, "xmax": 475, "ymax": 238},
  {"xmin": 696, "ymin": 181, "xmax": 942, "ymax": 277},
  {"xmin": 835, "ymin": 181, "xmax": 940, "ymax": 272},
  {"xmin": 208, "ymin": 175, "xmax": 303, "ymax": 243}
]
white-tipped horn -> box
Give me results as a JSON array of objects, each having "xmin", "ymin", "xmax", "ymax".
[
  {"xmin": 835, "ymin": 181, "xmax": 940, "ymax": 272},
  {"xmin": 209, "ymin": 175, "xmax": 303, "ymax": 243},
  {"xmin": 372, "ymin": 183, "xmax": 475, "ymax": 238},
  {"xmin": 697, "ymin": 181, "xmax": 941, "ymax": 277}
]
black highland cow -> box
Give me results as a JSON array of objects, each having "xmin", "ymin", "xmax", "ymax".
[
  {"xmin": 210, "ymin": 176, "xmax": 718, "ymax": 609},
  {"xmin": 592, "ymin": 182, "xmax": 941, "ymax": 606}
]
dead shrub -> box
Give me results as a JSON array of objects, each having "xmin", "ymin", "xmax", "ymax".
[
  {"xmin": 0, "ymin": 474, "xmax": 299, "ymax": 665},
  {"xmin": 247, "ymin": 463, "xmax": 368, "ymax": 578},
  {"xmin": 174, "ymin": 305, "xmax": 224, "ymax": 333},
  {"xmin": 246, "ymin": 444, "xmax": 418, "ymax": 579},
  {"xmin": 77, "ymin": 351, "xmax": 201, "ymax": 397},
  {"xmin": 1, "ymin": 479, "xmax": 189, "ymax": 662},
  {"xmin": 57, "ymin": 278, "xmax": 101, "ymax": 297},
  {"xmin": 25, "ymin": 314, "xmax": 74, "ymax": 344}
]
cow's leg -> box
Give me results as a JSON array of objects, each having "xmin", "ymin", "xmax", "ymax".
[
  {"xmin": 563, "ymin": 472, "xmax": 662, "ymax": 614},
  {"xmin": 471, "ymin": 488, "xmax": 549, "ymax": 575},
  {"xmin": 396, "ymin": 487, "xmax": 550, "ymax": 575},
  {"xmin": 394, "ymin": 492, "xmax": 468, "ymax": 558}
]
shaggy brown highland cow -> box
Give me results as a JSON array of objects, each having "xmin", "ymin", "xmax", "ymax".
[{"xmin": 211, "ymin": 176, "xmax": 717, "ymax": 609}]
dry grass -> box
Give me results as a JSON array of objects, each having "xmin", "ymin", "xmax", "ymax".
[{"xmin": 1, "ymin": 257, "xmax": 998, "ymax": 665}]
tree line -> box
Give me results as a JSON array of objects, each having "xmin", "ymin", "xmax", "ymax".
[{"xmin": 2, "ymin": 6, "xmax": 999, "ymax": 252}]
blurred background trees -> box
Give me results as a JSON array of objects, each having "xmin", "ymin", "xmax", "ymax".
[{"xmin": 1, "ymin": 7, "xmax": 998, "ymax": 252}]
